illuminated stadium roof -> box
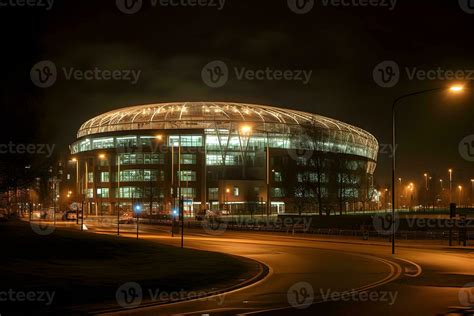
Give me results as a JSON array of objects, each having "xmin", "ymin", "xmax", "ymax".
[{"xmin": 77, "ymin": 102, "xmax": 378, "ymax": 161}]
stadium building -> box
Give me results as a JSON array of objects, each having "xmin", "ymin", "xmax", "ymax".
[{"xmin": 69, "ymin": 102, "xmax": 378, "ymax": 217}]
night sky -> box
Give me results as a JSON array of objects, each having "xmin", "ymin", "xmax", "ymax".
[{"xmin": 1, "ymin": 0, "xmax": 474, "ymax": 187}]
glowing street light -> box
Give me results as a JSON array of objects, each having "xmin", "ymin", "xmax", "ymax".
[
  {"xmin": 391, "ymin": 84, "xmax": 467, "ymax": 254},
  {"xmin": 134, "ymin": 203, "xmax": 142, "ymax": 240},
  {"xmin": 240, "ymin": 125, "xmax": 252, "ymax": 135},
  {"xmin": 450, "ymin": 85, "xmax": 464, "ymax": 92}
]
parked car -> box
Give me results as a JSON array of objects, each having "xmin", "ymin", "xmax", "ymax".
[
  {"xmin": 119, "ymin": 212, "xmax": 134, "ymax": 224},
  {"xmin": 62, "ymin": 210, "xmax": 78, "ymax": 221}
]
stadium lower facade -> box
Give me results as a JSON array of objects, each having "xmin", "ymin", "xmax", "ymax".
[{"xmin": 69, "ymin": 102, "xmax": 378, "ymax": 217}]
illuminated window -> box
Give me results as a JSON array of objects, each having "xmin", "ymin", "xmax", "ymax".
[
  {"xmin": 92, "ymin": 138, "xmax": 114, "ymax": 150},
  {"xmin": 208, "ymin": 188, "xmax": 218, "ymax": 200},
  {"xmin": 179, "ymin": 187, "xmax": 196, "ymax": 198},
  {"xmin": 271, "ymin": 188, "xmax": 285, "ymax": 198},
  {"xmin": 178, "ymin": 170, "xmax": 196, "ymax": 182},
  {"xmin": 181, "ymin": 154, "xmax": 197, "ymax": 164},
  {"xmin": 86, "ymin": 188, "xmax": 93, "ymax": 198},
  {"xmin": 97, "ymin": 188, "xmax": 109, "ymax": 198},
  {"xmin": 169, "ymin": 135, "xmax": 203, "ymax": 147},
  {"xmin": 117, "ymin": 187, "xmax": 142, "ymax": 198},
  {"xmin": 120, "ymin": 169, "xmax": 159, "ymax": 182},
  {"xmin": 88, "ymin": 172, "xmax": 94, "ymax": 183},
  {"xmin": 101, "ymin": 172, "xmax": 109, "ymax": 182},
  {"xmin": 233, "ymin": 186, "xmax": 239, "ymax": 197}
]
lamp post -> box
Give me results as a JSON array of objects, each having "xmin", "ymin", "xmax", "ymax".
[
  {"xmin": 449, "ymin": 169, "xmax": 453, "ymax": 203},
  {"xmin": 116, "ymin": 154, "xmax": 121, "ymax": 236},
  {"xmin": 471, "ymin": 179, "xmax": 474, "ymax": 208},
  {"xmin": 225, "ymin": 188, "xmax": 230, "ymax": 213},
  {"xmin": 458, "ymin": 185, "xmax": 463, "ymax": 207},
  {"xmin": 71, "ymin": 157, "xmax": 79, "ymax": 224},
  {"xmin": 398, "ymin": 178, "xmax": 402, "ymax": 209},
  {"xmin": 391, "ymin": 84, "xmax": 465, "ymax": 254},
  {"xmin": 98, "ymin": 154, "xmax": 107, "ymax": 218}
]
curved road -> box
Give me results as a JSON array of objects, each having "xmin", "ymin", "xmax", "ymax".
[{"xmin": 84, "ymin": 223, "xmax": 474, "ymax": 316}]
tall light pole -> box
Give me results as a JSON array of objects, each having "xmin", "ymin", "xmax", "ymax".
[
  {"xmin": 458, "ymin": 185, "xmax": 463, "ymax": 207},
  {"xmin": 391, "ymin": 84, "xmax": 464, "ymax": 254},
  {"xmin": 266, "ymin": 134, "xmax": 271, "ymax": 219},
  {"xmin": 449, "ymin": 169, "xmax": 453, "ymax": 203},
  {"xmin": 98, "ymin": 154, "xmax": 107, "ymax": 217},
  {"xmin": 398, "ymin": 178, "xmax": 402, "ymax": 209},
  {"xmin": 116, "ymin": 153, "xmax": 121, "ymax": 236},
  {"xmin": 71, "ymin": 157, "xmax": 79, "ymax": 224},
  {"xmin": 471, "ymin": 179, "xmax": 474, "ymax": 208}
]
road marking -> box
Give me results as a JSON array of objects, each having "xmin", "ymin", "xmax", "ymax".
[
  {"xmin": 394, "ymin": 256, "xmax": 422, "ymax": 277},
  {"xmin": 239, "ymin": 252, "xmax": 403, "ymax": 315}
]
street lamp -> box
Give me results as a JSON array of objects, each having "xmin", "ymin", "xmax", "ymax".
[
  {"xmin": 470, "ymin": 179, "xmax": 474, "ymax": 208},
  {"xmin": 225, "ymin": 188, "xmax": 230, "ymax": 213},
  {"xmin": 398, "ymin": 178, "xmax": 402, "ymax": 209},
  {"xmin": 458, "ymin": 185, "xmax": 463, "ymax": 207},
  {"xmin": 448, "ymin": 169, "xmax": 453, "ymax": 203},
  {"xmin": 71, "ymin": 158, "xmax": 79, "ymax": 199},
  {"xmin": 450, "ymin": 85, "xmax": 464, "ymax": 92},
  {"xmin": 98, "ymin": 154, "xmax": 107, "ymax": 217},
  {"xmin": 391, "ymin": 85, "xmax": 466, "ymax": 254}
]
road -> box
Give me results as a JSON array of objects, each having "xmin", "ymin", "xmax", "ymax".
[{"xmin": 68, "ymin": 221, "xmax": 474, "ymax": 315}]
